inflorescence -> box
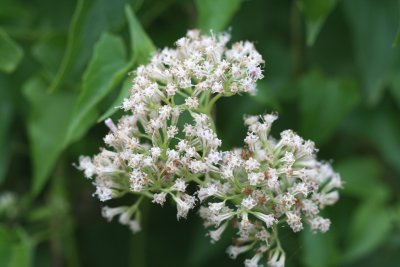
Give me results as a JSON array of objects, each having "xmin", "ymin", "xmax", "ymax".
[{"xmin": 78, "ymin": 30, "xmax": 342, "ymax": 267}]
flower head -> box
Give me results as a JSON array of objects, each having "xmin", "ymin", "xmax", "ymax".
[{"xmin": 78, "ymin": 30, "xmax": 341, "ymax": 267}]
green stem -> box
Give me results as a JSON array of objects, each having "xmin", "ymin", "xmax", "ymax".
[
  {"xmin": 129, "ymin": 201, "xmax": 149, "ymax": 267},
  {"xmin": 205, "ymin": 94, "xmax": 222, "ymax": 114}
]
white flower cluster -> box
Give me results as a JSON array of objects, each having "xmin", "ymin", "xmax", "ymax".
[
  {"xmin": 198, "ymin": 114, "xmax": 341, "ymax": 266},
  {"xmin": 78, "ymin": 30, "xmax": 341, "ymax": 267}
]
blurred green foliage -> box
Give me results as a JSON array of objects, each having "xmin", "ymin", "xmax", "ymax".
[{"xmin": 0, "ymin": 0, "xmax": 400, "ymax": 266}]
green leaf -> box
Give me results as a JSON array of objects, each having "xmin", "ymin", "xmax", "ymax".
[
  {"xmin": 48, "ymin": 0, "xmax": 133, "ymax": 92},
  {"xmin": 24, "ymin": 76, "xmax": 97, "ymax": 195},
  {"xmin": 366, "ymin": 109, "xmax": 400, "ymax": 175},
  {"xmin": 299, "ymin": 71, "xmax": 359, "ymax": 145},
  {"xmin": 32, "ymin": 33, "xmax": 67, "ymax": 78},
  {"xmin": 23, "ymin": 6, "xmax": 152, "ymax": 194},
  {"xmin": 66, "ymin": 33, "xmax": 129, "ymax": 143},
  {"xmin": 343, "ymin": 0, "xmax": 399, "ymax": 106},
  {"xmin": 24, "ymin": 76, "xmax": 74, "ymax": 194},
  {"xmin": 0, "ymin": 226, "xmax": 34, "ymax": 267},
  {"xmin": 195, "ymin": 0, "xmax": 242, "ymax": 32},
  {"xmin": 0, "ymin": 28, "xmax": 23, "ymax": 73},
  {"xmin": 298, "ymin": 0, "xmax": 337, "ymax": 46},
  {"xmin": 344, "ymin": 201, "xmax": 392, "ymax": 262},
  {"xmin": 98, "ymin": 5, "xmax": 155, "ymax": 121},
  {"xmin": 8, "ymin": 228, "xmax": 34, "ymax": 267},
  {"xmin": 301, "ymin": 227, "xmax": 340, "ymax": 267},
  {"xmin": 0, "ymin": 224, "xmax": 14, "ymax": 266},
  {"xmin": 344, "ymin": 106, "xmax": 400, "ymax": 175},
  {"xmin": 335, "ymin": 157, "xmax": 388, "ymax": 200},
  {"xmin": 125, "ymin": 4, "xmax": 155, "ymax": 65}
]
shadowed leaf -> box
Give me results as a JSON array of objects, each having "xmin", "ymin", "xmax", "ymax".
[{"xmin": 66, "ymin": 33, "xmax": 129, "ymax": 143}]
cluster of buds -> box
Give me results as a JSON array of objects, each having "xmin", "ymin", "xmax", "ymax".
[{"xmin": 78, "ymin": 30, "xmax": 341, "ymax": 267}]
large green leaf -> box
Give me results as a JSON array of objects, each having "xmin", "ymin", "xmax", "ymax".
[
  {"xmin": 24, "ymin": 76, "xmax": 74, "ymax": 194},
  {"xmin": 195, "ymin": 0, "xmax": 242, "ymax": 32},
  {"xmin": 66, "ymin": 33, "xmax": 129, "ymax": 143},
  {"xmin": 299, "ymin": 71, "xmax": 359, "ymax": 145},
  {"xmin": 48, "ymin": 0, "xmax": 133, "ymax": 92},
  {"xmin": 343, "ymin": 106, "xmax": 400, "ymax": 175},
  {"xmin": 98, "ymin": 5, "xmax": 155, "ymax": 121},
  {"xmin": 8, "ymin": 228, "xmax": 34, "ymax": 267},
  {"xmin": 0, "ymin": 224, "xmax": 14, "ymax": 266},
  {"xmin": 365, "ymin": 109, "xmax": 400, "ymax": 175},
  {"xmin": 26, "ymin": 5, "xmax": 153, "ymax": 194},
  {"xmin": 0, "ymin": 28, "xmax": 23, "ymax": 73},
  {"xmin": 335, "ymin": 157, "xmax": 388, "ymax": 200},
  {"xmin": 32, "ymin": 33, "xmax": 68, "ymax": 79},
  {"xmin": 343, "ymin": 0, "xmax": 399, "ymax": 106},
  {"xmin": 125, "ymin": 5, "xmax": 155, "ymax": 65},
  {"xmin": 0, "ymin": 225, "xmax": 34, "ymax": 267},
  {"xmin": 23, "ymin": 76, "xmax": 97, "ymax": 195},
  {"xmin": 344, "ymin": 200, "xmax": 392, "ymax": 262},
  {"xmin": 298, "ymin": 0, "xmax": 337, "ymax": 46}
]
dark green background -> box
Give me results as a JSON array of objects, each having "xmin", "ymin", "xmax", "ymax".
[{"xmin": 1, "ymin": 0, "xmax": 400, "ymax": 266}]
